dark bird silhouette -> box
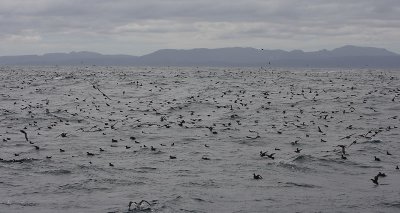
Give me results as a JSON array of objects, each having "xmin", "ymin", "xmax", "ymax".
[
  {"xmin": 20, "ymin": 130, "xmax": 29, "ymax": 141},
  {"xmin": 87, "ymin": 152, "xmax": 95, "ymax": 156},
  {"xmin": 387, "ymin": 151, "xmax": 392, "ymax": 155},
  {"xmin": 34, "ymin": 145, "xmax": 40, "ymax": 150},
  {"xmin": 396, "ymin": 165, "xmax": 399, "ymax": 170},
  {"xmin": 374, "ymin": 156, "xmax": 381, "ymax": 161},
  {"xmin": 60, "ymin": 149, "xmax": 65, "ymax": 152},
  {"xmin": 169, "ymin": 155, "xmax": 176, "ymax": 159},
  {"xmin": 150, "ymin": 146, "xmax": 156, "ymax": 151},
  {"xmin": 371, "ymin": 175, "xmax": 379, "ymax": 185},
  {"xmin": 260, "ymin": 151, "xmax": 267, "ymax": 157},
  {"xmin": 266, "ymin": 153, "xmax": 275, "ymax": 160},
  {"xmin": 46, "ymin": 156, "xmax": 52, "ymax": 159},
  {"xmin": 295, "ymin": 148, "xmax": 302, "ymax": 153},
  {"xmin": 338, "ymin": 145, "xmax": 346, "ymax": 155},
  {"xmin": 99, "ymin": 148, "xmax": 105, "ymax": 152},
  {"xmin": 109, "ymin": 163, "xmax": 114, "ymax": 167},
  {"xmin": 202, "ymin": 156, "xmax": 210, "ymax": 160},
  {"xmin": 253, "ymin": 173, "xmax": 263, "ymax": 179},
  {"xmin": 377, "ymin": 172, "xmax": 386, "ymax": 177},
  {"xmin": 125, "ymin": 146, "xmax": 131, "ymax": 149}
]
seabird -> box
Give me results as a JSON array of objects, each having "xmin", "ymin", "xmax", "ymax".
[
  {"xmin": 20, "ymin": 130, "xmax": 29, "ymax": 141},
  {"xmin": 338, "ymin": 145, "xmax": 346, "ymax": 155},
  {"xmin": 128, "ymin": 200, "xmax": 151, "ymax": 211},
  {"xmin": 169, "ymin": 155, "xmax": 176, "ymax": 159},
  {"xmin": 377, "ymin": 172, "xmax": 386, "ymax": 177},
  {"xmin": 374, "ymin": 156, "xmax": 381, "ymax": 161},
  {"xmin": 109, "ymin": 163, "xmax": 114, "ymax": 167},
  {"xmin": 295, "ymin": 148, "xmax": 302, "ymax": 153},
  {"xmin": 60, "ymin": 149, "xmax": 65, "ymax": 152},
  {"xmin": 387, "ymin": 151, "xmax": 392, "ymax": 155},
  {"xmin": 371, "ymin": 175, "xmax": 379, "ymax": 185},
  {"xmin": 253, "ymin": 173, "xmax": 263, "ymax": 180},
  {"xmin": 266, "ymin": 153, "xmax": 275, "ymax": 160}
]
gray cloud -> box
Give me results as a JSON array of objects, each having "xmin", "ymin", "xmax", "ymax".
[{"xmin": 1, "ymin": 0, "xmax": 399, "ymax": 55}]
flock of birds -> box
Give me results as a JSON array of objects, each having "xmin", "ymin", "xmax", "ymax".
[{"xmin": 0, "ymin": 66, "xmax": 399, "ymax": 212}]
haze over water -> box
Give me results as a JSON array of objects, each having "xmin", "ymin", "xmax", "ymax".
[{"xmin": 0, "ymin": 66, "xmax": 399, "ymax": 212}]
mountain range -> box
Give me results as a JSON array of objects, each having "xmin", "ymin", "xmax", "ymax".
[{"xmin": 1, "ymin": 45, "xmax": 399, "ymax": 68}]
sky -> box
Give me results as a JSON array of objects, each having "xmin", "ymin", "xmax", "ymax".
[{"xmin": 1, "ymin": 0, "xmax": 400, "ymax": 56}]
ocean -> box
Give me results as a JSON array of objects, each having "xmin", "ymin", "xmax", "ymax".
[{"xmin": 0, "ymin": 66, "xmax": 399, "ymax": 212}]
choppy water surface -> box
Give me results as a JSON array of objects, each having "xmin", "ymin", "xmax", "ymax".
[{"xmin": 0, "ymin": 66, "xmax": 399, "ymax": 212}]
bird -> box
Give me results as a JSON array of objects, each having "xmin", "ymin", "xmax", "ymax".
[
  {"xmin": 128, "ymin": 200, "xmax": 151, "ymax": 211},
  {"xmin": 374, "ymin": 156, "xmax": 381, "ymax": 161},
  {"xmin": 396, "ymin": 165, "xmax": 399, "ymax": 170},
  {"xmin": 125, "ymin": 146, "xmax": 131, "ymax": 149},
  {"xmin": 20, "ymin": 130, "xmax": 29, "ymax": 141},
  {"xmin": 295, "ymin": 148, "xmax": 302, "ymax": 153},
  {"xmin": 266, "ymin": 153, "xmax": 275, "ymax": 160},
  {"xmin": 99, "ymin": 148, "xmax": 104, "ymax": 152},
  {"xmin": 109, "ymin": 163, "xmax": 114, "ymax": 167},
  {"xmin": 377, "ymin": 172, "xmax": 386, "ymax": 177},
  {"xmin": 169, "ymin": 155, "xmax": 176, "ymax": 159},
  {"xmin": 387, "ymin": 151, "xmax": 392, "ymax": 155},
  {"xmin": 60, "ymin": 149, "xmax": 65, "ymax": 152},
  {"xmin": 253, "ymin": 173, "xmax": 263, "ymax": 180},
  {"xmin": 150, "ymin": 146, "xmax": 156, "ymax": 151},
  {"xmin": 338, "ymin": 145, "xmax": 346, "ymax": 155},
  {"xmin": 371, "ymin": 175, "xmax": 379, "ymax": 185},
  {"xmin": 34, "ymin": 145, "xmax": 40, "ymax": 150},
  {"xmin": 87, "ymin": 152, "xmax": 95, "ymax": 156}
]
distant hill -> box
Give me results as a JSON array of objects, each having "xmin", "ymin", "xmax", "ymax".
[{"xmin": 1, "ymin": 45, "xmax": 399, "ymax": 68}]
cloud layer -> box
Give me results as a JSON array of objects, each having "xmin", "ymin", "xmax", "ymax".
[{"xmin": 1, "ymin": 0, "xmax": 400, "ymax": 55}]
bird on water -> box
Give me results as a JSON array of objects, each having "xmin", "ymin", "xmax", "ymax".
[{"xmin": 253, "ymin": 173, "xmax": 263, "ymax": 179}]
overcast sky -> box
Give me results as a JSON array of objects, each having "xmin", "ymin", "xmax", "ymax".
[{"xmin": 1, "ymin": 0, "xmax": 399, "ymax": 56}]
